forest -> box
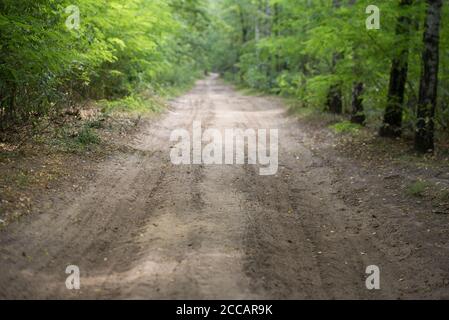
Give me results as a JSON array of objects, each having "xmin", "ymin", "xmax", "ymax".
[
  {"xmin": 0, "ymin": 0, "xmax": 210, "ymax": 133},
  {"xmin": 207, "ymin": 0, "xmax": 448, "ymax": 153},
  {"xmin": 0, "ymin": 0, "xmax": 448, "ymax": 153},
  {"xmin": 1, "ymin": 0, "xmax": 449, "ymax": 301}
]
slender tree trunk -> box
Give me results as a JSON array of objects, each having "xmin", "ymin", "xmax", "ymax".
[
  {"xmin": 8, "ymin": 83, "xmax": 17, "ymax": 124},
  {"xmin": 238, "ymin": 5, "xmax": 249, "ymax": 43},
  {"xmin": 326, "ymin": 0, "xmax": 343, "ymax": 114},
  {"xmin": 254, "ymin": 0, "xmax": 261, "ymax": 77},
  {"xmin": 238, "ymin": 4, "xmax": 248, "ymax": 82},
  {"xmin": 380, "ymin": 0, "xmax": 413, "ymax": 137},
  {"xmin": 265, "ymin": 0, "xmax": 272, "ymax": 79},
  {"xmin": 265, "ymin": 0, "xmax": 271, "ymax": 37},
  {"xmin": 415, "ymin": 0, "xmax": 443, "ymax": 153},
  {"xmin": 273, "ymin": 3, "xmax": 282, "ymax": 74},
  {"xmin": 351, "ymin": 82, "xmax": 366, "ymax": 124},
  {"xmin": 327, "ymin": 81, "xmax": 343, "ymax": 114},
  {"xmin": 348, "ymin": 0, "xmax": 365, "ymax": 124}
]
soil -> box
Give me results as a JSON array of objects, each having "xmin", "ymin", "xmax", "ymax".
[{"xmin": 0, "ymin": 75, "xmax": 448, "ymax": 299}]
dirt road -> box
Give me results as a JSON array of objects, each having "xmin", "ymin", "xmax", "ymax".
[{"xmin": 0, "ymin": 75, "xmax": 448, "ymax": 299}]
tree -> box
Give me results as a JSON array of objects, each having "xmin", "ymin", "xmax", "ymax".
[
  {"xmin": 415, "ymin": 0, "xmax": 443, "ymax": 153},
  {"xmin": 379, "ymin": 0, "xmax": 414, "ymax": 138},
  {"xmin": 351, "ymin": 82, "xmax": 366, "ymax": 125},
  {"xmin": 349, "ymin": 0, "xmax": 365, "ymax": 125},
  {"xmin": 326, "ymin": 0, "xmax": 343, "ymax": 115}
]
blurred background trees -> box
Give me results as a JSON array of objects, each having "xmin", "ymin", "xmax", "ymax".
[{"xmin": 208, "ymin": 0, "xmax": 448, "ymax": 153}]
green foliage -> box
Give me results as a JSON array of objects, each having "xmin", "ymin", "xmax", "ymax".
[
  {"xmin": 208, "ymin": 0, "xmax": 449, "ymax": 142},
  {"xmin": 2, "ymin": 0, "xmax": 448, "ymax": 152},
  {"xmin": 0, "ymin": 0, "xmax": 210, "ymax": 132}
]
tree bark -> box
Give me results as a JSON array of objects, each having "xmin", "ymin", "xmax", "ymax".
[
  {"xmin": 238, "ymin": 5, "xmax": 249, "ymax": 43},
  {"xmin": 348, "ymin": 0, "xmax": 365, "ymax": 124},
  {"xmin": 327, "ymin": 81, "xmax": 343, "ymax": 114},
  {"xmin": 326, "ymin": 0, "xmax": 343, "ymax": 114},
  {"xmin": 415, "ymin": 0, "xmax": 443, "ymax": 153},
  {"xmin": 351, "ymin": 82, "xmax": 366, "ymax": 124},
  {"xmin": 379, "ymin": 0, "xmax": 413, "ymax": 138}
]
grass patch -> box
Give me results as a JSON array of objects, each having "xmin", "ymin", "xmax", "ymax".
[
  {"xmin": 287, "ymin": 103, "xmax": 316, "ymax": 117},
  {"xmin": 0, "ymin": 168, "xmax": 32, "ymax": 189},
  {"xmin": 159, "ymin": 81, "xmax": 198, "ymax": 99},
  {"xmin": 439, "ymin": 189, "xmax": 449, "ymax": 201},
  {"xmin": 286, "ymin": 101, "xmax": 346, "ymax": 128},
  {"xmin": 15, "ymin": 170, "xmax": 31, "ymax": 187},
  {"xmin": 406, "ymin": 180, "xmax": 432, "ymax": 197},
  {"xmin": 329, "ymin": 121, "xmax": 363, "ymax": 134},
  {"xmin": 86, "ymin": 119, "xmax": 107, "ymax": 130},
  {"xmin": 100, "ymin": 94, "xmax": 163, "ymax": 115},
  {"xmin": 238, "ymin": 86, "xmax": 265, "ymax": 96},
  {"xmin": 1, "ymin": 169, "xmax": 31, "ymax": 188},
  {"xmin": 52, "ymin": 124, "xmax": 100, "ymax": 153},
  {"xmin": 405, "ymin": 180, "xmax": 449, "ymax": 206},
  {"xmin": 0, "ymin": 149, "xmax": 20, "ymax": 162},
  {"xmin": 75, "ymin": 126, "xmax": 101, "ymax": 145}
]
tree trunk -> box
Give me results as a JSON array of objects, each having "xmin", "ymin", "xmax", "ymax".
[
  {"xmin": 415, "ymin": 0, "xmax": 443, "ymax": 153},
  {"xmin": 351, "ymin": 82, "xmax": 365, "ymax": 124},
  {"xmin": 8, "ymin": 83, "xmax": 17, "ymax": 124},
  {"xmin": 237, "ymin": 4, "xmax": 249, "ymax": 82},
  {"xmin": 238, "ymin": 5, "xmax": 249, "ymax": 43},
  {"xmin": 327, "ymin": 82, "xmax": 343, "ymax": 114},
  {"xmin": 273, "ymin": 3, "xmax": 282, "ymax": 74},
  {"xmin": 265, "ymin": 0, "xmax": 271, "ymax": 37},
  {"xmin": 348, "ymin": 0, "xmax": 365, "ymax": 124},
  {"xmin": 326, "ymin": 0, "xmax": 343, "ymax": 114},
  {"xmin": 379, "ymin": 0, "xmax": 413, "ymax": 138}
]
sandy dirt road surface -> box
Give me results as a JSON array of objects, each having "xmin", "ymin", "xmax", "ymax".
[{"xmin": 0, "ymin": 75, "xmax": 448, "ymax": 299}]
